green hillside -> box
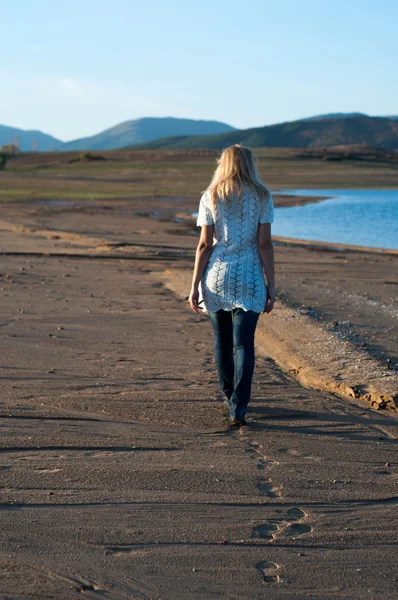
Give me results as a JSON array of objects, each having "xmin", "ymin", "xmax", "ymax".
[{"xmin": 136, "ymin": 116, "xmax": 398, "ymax": 150}]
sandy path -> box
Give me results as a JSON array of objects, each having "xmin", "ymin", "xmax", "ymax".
[{"xmin": 0, "ymin": 200, "xmax": 397, "ymax": 599}]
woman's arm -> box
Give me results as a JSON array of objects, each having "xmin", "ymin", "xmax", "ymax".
[
  {"xmin": 258, "ymin": 222, "xmax": 275, "ymax": 313},
  {"xmin": 188, "ymin": 224, "xmax": 214, "ymax": 313}
]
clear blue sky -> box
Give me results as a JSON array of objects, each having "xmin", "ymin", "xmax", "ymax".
[{"xmin": 2, "ymin": 0, "xmax": 397, "ymax": 141}]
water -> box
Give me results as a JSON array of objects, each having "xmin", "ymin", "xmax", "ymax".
[{"xmin": 273, "ymin": 189, "xmax": 398, "ymax": 250}]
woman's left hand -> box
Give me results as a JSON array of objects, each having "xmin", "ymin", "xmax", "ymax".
[{"xmin": 188, "ymin": 287, "xmax": 201, "ymax": 313}]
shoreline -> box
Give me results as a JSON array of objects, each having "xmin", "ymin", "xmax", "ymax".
[
  {"xmin": 272, "ymin": 235, "xmax": 398, "ymax": 255},
  {"xmin": 187, "ymin": 190, "xmax": 397, "ymax": 254},
  {"xmin": 185, "ymin": 218, "xmax": 397, "ymax": 256},
  {"xmin": 273, "ymin": 193, "xmax": 330, "ymax": 207},
  {"xmin": 273, "ymin": 189, "xmax": 397, "ymax": 252}
]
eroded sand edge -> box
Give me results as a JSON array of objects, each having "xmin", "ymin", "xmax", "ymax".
[{"xmin": 162, "ymin": 268, "xmax": 398, "ymax": 411}]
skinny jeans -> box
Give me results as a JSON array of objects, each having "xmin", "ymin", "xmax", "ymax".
[{"xmin": 207, "ymin": 308, "xmax": 260, "ymax": 420}]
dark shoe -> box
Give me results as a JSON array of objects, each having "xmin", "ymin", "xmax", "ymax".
[{"xmin": 229, "ymin": 417, "xmax": 246, "ymax": 427}]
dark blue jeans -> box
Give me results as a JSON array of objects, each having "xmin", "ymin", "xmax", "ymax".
[{"xmin": 207, "ymin": 308, "xmax": 260, "ymax": 420}]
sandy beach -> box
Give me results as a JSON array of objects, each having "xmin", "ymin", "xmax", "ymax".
[
  {"xmin": 0, "ymin": 191, "xmax": 397, "ymax": 599},
  {"xmin": 3, "ymin": 0, "xmax": 398, "ymax": 591}
]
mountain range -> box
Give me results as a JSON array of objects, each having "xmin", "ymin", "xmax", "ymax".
[
  {"xmin": 1, "ymin": 114, "xmax": 398, "ymax": 152},
  {"xmin": 58, "ymin": 117, "xmax": 236, "ymax": 151},
  {"xmin": 0, "ymin": 118, "xmax": 235, "ymax": 152},
  {"xmin": 136, "ymin": 115, "xmax": 398, "ymax": 151}
]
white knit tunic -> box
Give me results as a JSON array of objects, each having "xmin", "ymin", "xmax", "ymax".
[{"xmin": 196, "ymin": 186, "xmax": 274, "ymax": 313}]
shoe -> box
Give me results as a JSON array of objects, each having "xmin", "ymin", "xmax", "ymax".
[{"xmin": 229, "ymin": 417, "xmax": 246, "ymax": 427}]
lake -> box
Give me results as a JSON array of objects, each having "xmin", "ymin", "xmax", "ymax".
[{"xmin": 273, "ymin": 189, "xmax": 398, "ymax": 250}]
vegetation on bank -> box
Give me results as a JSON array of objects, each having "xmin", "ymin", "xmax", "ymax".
[{"xmin": 0, "ymin": 147, "xmax": 398, "ymax": 203}]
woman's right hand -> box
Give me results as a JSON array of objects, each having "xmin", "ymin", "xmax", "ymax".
[{"xmin": 263, "ymin": 286, "xmax": 276, "ymax": 313}]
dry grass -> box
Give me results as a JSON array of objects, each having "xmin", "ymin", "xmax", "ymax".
[{"xmin": 1, "ymin": 147, "xmax": 398, "ymax": 203}]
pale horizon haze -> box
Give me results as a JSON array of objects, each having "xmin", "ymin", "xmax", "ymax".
[{"xmin": 2, "ymin": 0, "xmax": 398, "ymax": 142}]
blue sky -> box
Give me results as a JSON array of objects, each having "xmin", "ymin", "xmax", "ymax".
[{"xmin": 2, "ymin": 0, "xmax": 397, "ymax": 141}]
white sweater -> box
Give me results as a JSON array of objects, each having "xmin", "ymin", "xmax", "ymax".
[{"xmin": 196, "ymin": 186, "xmax": 274, "ymax": 313}]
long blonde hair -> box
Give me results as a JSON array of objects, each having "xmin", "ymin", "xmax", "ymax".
[{"xmin": 206, "ymin": 145, "xmax": 270, "ymax": 207}]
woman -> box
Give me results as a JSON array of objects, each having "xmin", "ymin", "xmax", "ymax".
[{"xmin": 188, "ymin": 145, "xmax": 275, "ymax": 427}]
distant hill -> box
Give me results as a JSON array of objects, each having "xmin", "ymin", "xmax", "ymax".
[
  {"xmin": 0, "ymin": 124, "xmax": 62, "ymax": 152},
  {"xmin": 303, "ymin": 112, "xmax": 398, "ymax": 121},
  {"xmin": 302, "ymin": 112, "xmax": 367, "ymax": 121},
  {"xmin": 59, "ymin": 117, "xmax": 236, "ymax": 151},
  {"xmin": 137, "ymin": 116, "xmax": 398, "ymax": 151}
]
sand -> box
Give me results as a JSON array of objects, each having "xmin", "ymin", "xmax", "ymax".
[{"xmin": 1, "ymin": 196, "xmax": 397, "ymax": 599}]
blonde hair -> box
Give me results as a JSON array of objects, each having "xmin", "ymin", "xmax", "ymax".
[{"xmin": 206, "ymin": 144, "xmax": 270, "ymax": 207}]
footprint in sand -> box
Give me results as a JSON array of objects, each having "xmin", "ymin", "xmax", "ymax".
[
  {"xmin": 251, "ymin": 507, "xmax": 312, "ymax": 543},
  {"xmin": 252, "ymin": 523, "xmax": 279, "ymax": 542},
  {"xmin": 284, "ymin": 508, "xmax": 312, "ymax": 537},
  {"xmin": 244, "ymin": 442, "xmax": 281, "ymax": 498},
  {"xmin": 257, "ymin": 480, "xmax": 278, "ymax": 498},
  {"xmin": 256, "ymin": 560, "xmax": 280, "ymax": 583},
  {"xmin": 286, "ymin": 522, "xmax": 312, "ymax": 536},
  {"xmin": 286, "ymin": 507, "xmax": 305, "ymax": 520}
]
